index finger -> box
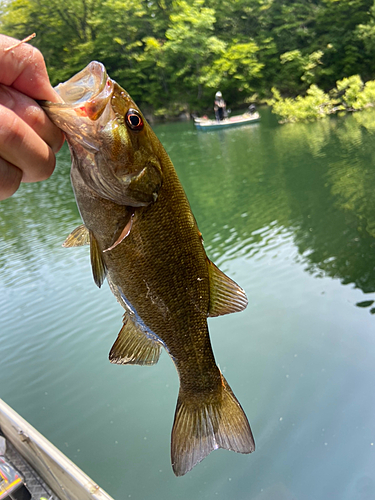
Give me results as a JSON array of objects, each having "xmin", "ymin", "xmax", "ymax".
[{"xmin": 0, "ymin": 35, "xmax": 60, "ymax": 102}]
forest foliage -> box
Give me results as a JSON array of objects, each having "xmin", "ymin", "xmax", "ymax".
[
  {"xmin": 270, "ymin": 75, "xmax": 375, "ymax": 122},
  {"xmin": 2, "ymin": 0, "xmax": 375, "ymax": 118}
]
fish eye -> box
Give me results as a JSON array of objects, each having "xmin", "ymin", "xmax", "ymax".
[{"xmin": 125, "ymin": 109, "xmax": 144, "ymax": 131}]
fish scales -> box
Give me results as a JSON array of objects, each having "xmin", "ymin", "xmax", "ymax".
[
  {"xmin": 77, "ymin": 142, "xmax": 220, "ymax": 393},
  {"xmin": 41, "ymin": 61, "xmax": 255, "ymax": 476}
]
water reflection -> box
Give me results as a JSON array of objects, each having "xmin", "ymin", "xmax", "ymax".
[
  {"xmin": 1, "ymin": 108, "xmax": 375, "ymax": 499},
  {"xmin": 1, "ymin": 110, "xmax": 375, "ymax": 298},
  {"xmin": 0, "ymin": 147, "xmax": 80, "ymax": 286},
  {"xmin": 2, "ymin": 110, "xmax": 375, "ymax": 298},
  {"xmin": 163, "ymin": 109, "xmax": 375, "ymax": 299}
]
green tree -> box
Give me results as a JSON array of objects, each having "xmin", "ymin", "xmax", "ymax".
[
  {"xmin": 270, "ymin": 84, "xmax": 332, "ymax": 122},
  {"xmin": 3, "ymin": 0, "xmax": 375, "ymax": 115},
  {"xmin": 162, "ymin": 0, "xmax": 225, "ymax": 108},
  {"xmin": 1, "ymin": 0, "xmax": 102, "ymax": 83},
  {"xmin": 201, "ymin": 41, "xmax": 263, "ymax": 104},
  {"xmin": 276, "ymin": 49, "xmax": 323, "ymax": 94},
  {"xmin": 354, "ymin": 1, "xmax": 375, "ymax": 81},
  {"xmin": 312, "ymin": 0, "xmax": 373, "ymax": 88}
]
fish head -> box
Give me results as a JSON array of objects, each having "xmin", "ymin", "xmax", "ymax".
[{"xmin": 41, "ymin": 61, "xmax": 163, "ymax": 207}]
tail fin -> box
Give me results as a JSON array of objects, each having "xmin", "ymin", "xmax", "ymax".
[{"xmin": 171, "ymin": 376, "xmax": 255, "ymax": 476}]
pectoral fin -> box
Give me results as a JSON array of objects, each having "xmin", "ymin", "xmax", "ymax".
[
  {"xmin": 62, "ymin": 224, "xmax": 90, "ymax": 247},
  {"xmin": 109, "ymin": 313, "xmax": 161, "ymax": 365},
  {"xmin": 90, "ymin": 232, "xmax": 107, "ymax": 288},
  {"xmin": 207, "ymin": 260, "xmax": 248, "ymax": 317},
  {"xmin": 103, "ymin": 213, "xmax": 134, "ymax": 252}
]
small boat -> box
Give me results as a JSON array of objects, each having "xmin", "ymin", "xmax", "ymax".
[
  {"xmin": 194, "ymin": 112, "xmax": 260, "ymax": 131},
  {"xmin": 0, "ymin": 454, "xmax": 31, "ymax": 500},
  {"xmin": 0, "ymin": 398, "xmax": 115, "ymax": 500}
]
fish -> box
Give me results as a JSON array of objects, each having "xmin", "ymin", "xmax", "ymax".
[{"xmin": 40, "ymin": 61, "xmax": 255, "ymax": 476}]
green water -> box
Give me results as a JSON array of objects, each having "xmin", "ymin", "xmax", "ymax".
[{"xmin": 1, "ymin": 108, "xmax": 375, "ymax": 499}]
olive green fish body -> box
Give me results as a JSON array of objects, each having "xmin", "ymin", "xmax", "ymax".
[
  {"xmin": 74, "ymin": 142, "xmax": 220, "ymax": 385},
  {"xmin": 42, "ymin": 62, "xmax": 255, "ymax": 476}
]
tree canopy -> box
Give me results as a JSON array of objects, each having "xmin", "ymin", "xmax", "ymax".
[{"xmin": 1, "ymin": 0, "xmax": 375, "ymax": 117}]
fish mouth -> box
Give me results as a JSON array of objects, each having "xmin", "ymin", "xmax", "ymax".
[
  {"xmin": 54, "ymin": 61, "xmax": 114, "ymax": 120},
  {"xmin": 41, "ymin": 61, "xmax": 115, "ymax": 151}
]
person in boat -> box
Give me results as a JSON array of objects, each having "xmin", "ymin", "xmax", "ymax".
[
  {"xmin": 0, "ymin": 34, "xmax": 64, "ymax": 201},
  {"xmin": 214, "ymin": 91, "xmax": 227, "ymax": 122},
  {"xmin": 248, "ymin": 104, "xmax": 256, "ymax": 115}
]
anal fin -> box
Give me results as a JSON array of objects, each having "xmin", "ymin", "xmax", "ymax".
[
  {"xmin": 208, "ymin": 260, "xmax": 248, "ymax": 317},
  {"xmin": 109, "ymin": 313, "xmax": 161, "ymax": 366}
]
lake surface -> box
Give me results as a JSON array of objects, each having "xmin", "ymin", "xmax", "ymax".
[{"xmin": 1, "ymin": 107, "xmax": 375, "ymax": 500}]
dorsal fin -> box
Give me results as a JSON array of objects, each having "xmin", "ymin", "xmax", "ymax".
[
  {"xmin": 207, "ymin": 260, "xmax": 248, "ymax": 317},
  {"xmin": 109, "ymin": 313, "xmax": 161, "ymax": 365},
  {"xmin": 90, "ymin": 231, "xmax": 107, "ymax": 288},
  {"xmin": 62, "ymin": 224, "xmax": 90, "ymax": 247}
]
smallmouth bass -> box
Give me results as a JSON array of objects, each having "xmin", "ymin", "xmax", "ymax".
[{"xmin": 41, "ymin": 62, "xmax": 255, "ymax": 476}]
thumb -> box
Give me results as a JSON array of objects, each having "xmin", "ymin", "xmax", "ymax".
[{"xmin": 0, "ymin": 35, "xmax": 59, "ymax": 102}]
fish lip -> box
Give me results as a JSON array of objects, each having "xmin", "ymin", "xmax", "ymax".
[
  {"xmin": 42, "ymin": 61, "xmax": 114, "ymax": 120},
  {"xmin": 40, "ymin": 61, "xmax": 116, "ymax": 151}
]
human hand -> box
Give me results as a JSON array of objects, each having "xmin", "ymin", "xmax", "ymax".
[{"xmin": 0, "ymin": 35, "xmax": 65, "ymax": 200}]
